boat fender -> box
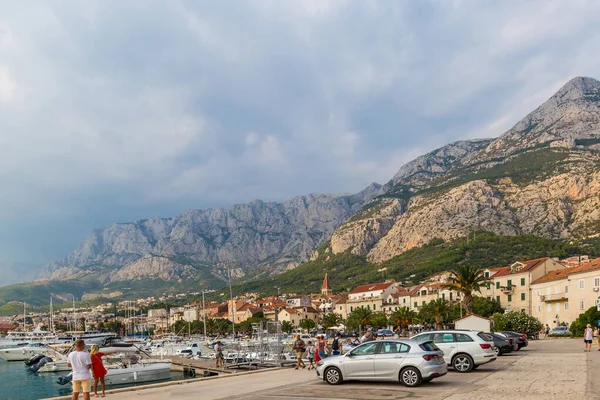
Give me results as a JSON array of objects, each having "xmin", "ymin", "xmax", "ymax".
[{"xmin": 133, "ymin": 371, "xmax": 138, "ymax": 381}]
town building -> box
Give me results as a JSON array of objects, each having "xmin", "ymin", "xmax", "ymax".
[
  {"xmin": 183, "ymin": 307, "xmax": 199, "ymax": 322},
  {"xmin": 480, "ymin": 258, "xmax": 566, "ymax": 314},
  {"xmin": 409, "ymin": 283, "xmax": 461, "ymax": 311},
  {"xmin": 531, "ymin": 258, "xmax": 600, "ymax": 327},
  {"xmin": 342, "ymin": 281, "xmax": 399, "ymax": 316},
  {"xmin": 277, "ymin": 306, "xmax": 320, "ymax": 327},
  {"xmin": 286, "ymin": 296, "xmax": 312, "ymax": 308}
]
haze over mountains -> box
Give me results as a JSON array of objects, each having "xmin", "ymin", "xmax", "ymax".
[{"xmin": 32, "ymin": 76, "xmax": 600, "ymax": 297}]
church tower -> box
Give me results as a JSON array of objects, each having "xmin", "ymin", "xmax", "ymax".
[{"xmin": 321, "ymin": 273, "xmax": 332, "ymax": 295}]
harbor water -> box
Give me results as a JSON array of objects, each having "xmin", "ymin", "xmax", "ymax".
[{"xmin": 0, "ymin": 360, "xmax": 189, "ymax": 400}]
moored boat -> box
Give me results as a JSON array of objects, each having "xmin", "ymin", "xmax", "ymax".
[{"xmin": 0, "ymin": 343, "xmax": 48, "ymax": 361}]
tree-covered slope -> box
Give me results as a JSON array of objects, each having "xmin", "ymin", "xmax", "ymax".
[{"xmin": 234, "ymin": 233, "xmax": 597, "ymax": 296}]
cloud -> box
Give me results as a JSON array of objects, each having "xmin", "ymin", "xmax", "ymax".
[{"xmin": 0, "ymin": 0, "xmax": 599, "ymax": 279}]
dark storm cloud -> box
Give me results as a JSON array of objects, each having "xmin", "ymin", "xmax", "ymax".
[{"xmin": 0, "ymin": 0, "xmax": 599, "ymax": 282}]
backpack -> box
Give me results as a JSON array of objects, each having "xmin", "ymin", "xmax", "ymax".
[{"xmin": 332, "ymin": 338, "xmax": 339, "ymax": 350}]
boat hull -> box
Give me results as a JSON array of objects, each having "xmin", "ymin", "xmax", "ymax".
[
  {"xmin": 37, "ymin": 361, "xmax": 71, "ymax": 373},
  {"xmin": 103, "ymin": 363, "xmax": 172, "ymax": 386},
  {"xmin": 0, "ymin": 348, "xmax": 40, "ymax": 361}
]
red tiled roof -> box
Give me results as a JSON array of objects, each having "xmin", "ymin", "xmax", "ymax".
[
  {"xmin": 493, "ymin": 258, "xmax": 551, "ymax": 277},
  {"xmin": 395, "ymin": 287, "xmax": 410, "ymax": 296},
  {"xmin": 349, "ymin": 281, "xmax": 395, "ymax": 294},
  {"xmin": 533, "ymin": 258, "xmax": 600, "ymax": 284}
]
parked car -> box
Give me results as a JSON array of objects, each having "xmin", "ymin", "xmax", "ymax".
[
  {"xmin": 548, "ymin": 326, "xmax": 572, "ymax": 336},
  {"xmin": 497, "ymin": 331, "xmax": 528, "ymax": 350},
  {"xmin": 411, "ymin": 330, "xmax": 497, "ymax": 372},
  {"xmin": 484, "ymin": 333, "xmax": 514, "ymax": 356},
  {"xmin": 316, "ymin": 339, "xmax": 447, "ymax": 387}
]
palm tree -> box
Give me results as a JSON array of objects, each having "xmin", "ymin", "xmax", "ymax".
[
  {"xmin": 321, "ymin": 313, "xmax": 343, "ymax": 329},
  {"xmin": 429, "ymin": 299, "xmax": 452, "ymax": 329},
  {"xmin": 443, "ymin": 264, "xmax": 490, "ymax": 314},
  {"xmin": 389, "ymin": 307, "xmax": 416, "ymax": 336},
  {"xmin": 346, "ymin": 307, "xmax": 374, "ymax": 333}
]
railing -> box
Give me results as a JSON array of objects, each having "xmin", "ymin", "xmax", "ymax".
[
  {"xmin": 500, "ymin": 285, "xmax": 513, "ymax": 293},
  {"xmin": 540, "ymin": 293, "xmax": 568, "ymax": 302}
]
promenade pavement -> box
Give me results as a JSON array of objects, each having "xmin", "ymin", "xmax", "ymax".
[{"xmin": 71, "ymin": 338, "xmax": 597, "ymax": 400}]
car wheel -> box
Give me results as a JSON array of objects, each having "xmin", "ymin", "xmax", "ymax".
[
  {"xmin": 452, "ymin": 354, "xmax": 474, "ymax": 373},
  {"xmin": 400, "ymin": 366, "xmax": 422, "ymax": 387},
  {"xmin": 325, "ymin": 367, "xmax": 343, "ymax": 385},
  {"xmin": 494, "ymin": 347, "xmax": 501, "ymax": 356}
]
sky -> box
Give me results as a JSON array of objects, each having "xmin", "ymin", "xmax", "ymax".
[{"xmin": 1, "ymin": 0, "xmax": 599, "ymax": 283}]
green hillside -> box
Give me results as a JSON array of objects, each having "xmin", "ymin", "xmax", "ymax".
[{"xmin": 232, "ymin": 232, "xmax": 597, "ymax": 296}]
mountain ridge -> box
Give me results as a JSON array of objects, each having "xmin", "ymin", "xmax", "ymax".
[
  {"xmin": 15, "ymin": 75, "xmax": 600, "ymax": 302},
  {"xmin": 329, "ymin": 76, "xmax": 600, "ymax": 262}
]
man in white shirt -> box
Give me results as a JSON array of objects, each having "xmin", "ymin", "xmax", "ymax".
[
  {"xmin": 360, "ymin": 332, "xmax": 372, "ymax": 343},
  {"xmin": 67, "ymin": 339, "xmax": 92, "ymax": 400}
]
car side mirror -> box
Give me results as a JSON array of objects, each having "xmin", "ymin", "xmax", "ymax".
[{"xmin": 346, "ymin": 352, "xmax": 353, "ymax": 357}]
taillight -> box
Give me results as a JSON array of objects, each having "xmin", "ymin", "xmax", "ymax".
[
  {"xmin": 520, "ymin": 336, "xmax": 526, "ymax": 341},
  {"xmin": 480, "ymin": 343, "xmax": 492, "ymax": 349},
  {"xmin": 506, "ymin": 340, "xmax": 511, "ymax": 344},
  {"xmin": 422, "ymin": 354, "xmax": 436, "ymax": 361}
]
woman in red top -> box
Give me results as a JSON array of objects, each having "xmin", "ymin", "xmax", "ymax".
[{"xmin": 90, "ymin": 345, "xmax": 109, "ymax": 397}]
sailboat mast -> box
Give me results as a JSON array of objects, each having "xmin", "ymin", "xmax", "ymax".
[
  {"xmin": 50, "ymin": 297, "xmax": 53, "ymax": 332},
  {"xmin": 23, "ymin": 302, "xmax": 26, "ymax": 331}
]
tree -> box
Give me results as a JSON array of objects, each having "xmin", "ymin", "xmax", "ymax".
[
  {"xmin": 429, "ymin": 299, "xmax": 452, "ymax": 329},
  {"xmin": 472, "ymin": 296, "xmax": 504, "ymax": 317},
  {"xmin": 443, "ymin": 264, "xmax": 490, "ymax": 314},
  {"xmin": 370, "ymin": 313, "xmax": 388, "ymax": 330},
  {"xmin": 321, "ymin": 313, "xmax": 343, "ymax": 329},
  {"xmin": 389, "ymin": 307, "xmax": 416, "ymax": 335},
  {"xmin": 570, "ymin": 307, "xmax": 600, "ymax": 336},
  {"xmin": 491, "ymin": 311, "xmax": 542, "ymax": 338},
  {"xmin": 346, "ymin": 307, "xmax": 374, "ymax": 333},
  {"xmin": 299, "ymin": 319, "xmax": 316, "ymax": 332},
  {"xmin": 281, "ymin": 321, "xmax": 293, "ymax": 333}
]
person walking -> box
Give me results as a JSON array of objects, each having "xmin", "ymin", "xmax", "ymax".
[
  {"xmin": 292, "ymin": 335, "xmax": 306, "ymax": 370},
  {"xmin": 584, "ymin": 324, "xmax": 594, "ymax": 352},
  {"xmin": 67, "ymin": 339, "xmax": 92, "ymax": 400},
  {"xmin": 317, "ymin": 335, "xmax": 327, "ymax": 360},
  {"xmin": 306, "ymin": 341, "xmax": 316, "ymax": 370},
  {"xmin": 331, "ymin": 333, "xmax": 341, "ymax": 356},
  {"xmin": 90, "ymin": 345, "xmax": 110, "ymax": 398},
  {"xmin": 545, "ymin": 324, "xmax": 550, "ymax": 338},
  {"xmin": 214, "ymin": 341, "xmax": 224, "ymax": 368}
]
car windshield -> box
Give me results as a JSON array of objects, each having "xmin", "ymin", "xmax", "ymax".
[{"xmin": 350, "ymin": 342, "xmax": 379, "ymax": 356}]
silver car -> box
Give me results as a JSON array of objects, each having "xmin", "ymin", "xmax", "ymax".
[{"xmin": 315, "ymin": 339, "xmax": 447, "ymax": 387}]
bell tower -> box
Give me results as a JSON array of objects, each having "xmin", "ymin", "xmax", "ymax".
[{"xmin": 321, "ymin": 273, "xmax": 332, "ymax": 295}]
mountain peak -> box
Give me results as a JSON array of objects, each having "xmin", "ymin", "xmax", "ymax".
[{"xmin": 552, "ymin": 76, "xmax": 600, "ymax": 101}]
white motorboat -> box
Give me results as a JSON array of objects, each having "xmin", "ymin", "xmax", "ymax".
[
  {"xmin": 103, "ymin": 362, "xmax": 172, "ymax": 386},
  {"xmin": 36, "ymin": 359, "xmax": 71, "ymax": 373},
  {"xmin": 0, "ymin": 343, "xmax": 48, "ymax": 361}
]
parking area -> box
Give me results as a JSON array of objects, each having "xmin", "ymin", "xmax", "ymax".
[
  {"xmin": 225, "ymin": 339, "xmax": 588, "ymax": 400},
  {"xmin": 102, "ymin": 338, "xmax": 592, "ymax": 400}
]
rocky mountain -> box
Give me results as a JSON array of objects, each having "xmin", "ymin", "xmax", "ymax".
[
  {"xmin": 41, "ymin": 184, "xmax": 386, "ymax": 284},
  {"xmin": 330, "ymin": 76, "xmax": 600, "ymax": 263},
  {"xmin": 38, "ymin": 76, "xmax": 600, "ymax": 294}
]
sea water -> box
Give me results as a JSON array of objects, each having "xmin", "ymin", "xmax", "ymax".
[{"xmin": 0, "ymin": 360, "xmax": 188, "ymax": 400}]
